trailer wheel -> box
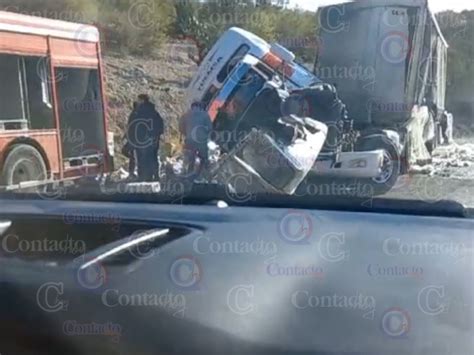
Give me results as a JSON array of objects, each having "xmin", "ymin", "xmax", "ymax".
[
  {"xmin": 357, "ymin": 136, "xmax": 401, "ymax": 195},
  {"xmin": 1, "ymin": 144, "xmax": 47, "ymax": 187}
]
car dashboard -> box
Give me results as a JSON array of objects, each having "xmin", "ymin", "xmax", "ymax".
[{"xmin": 0, "ymin": 197, "xmax": 473, "ymax": 355}]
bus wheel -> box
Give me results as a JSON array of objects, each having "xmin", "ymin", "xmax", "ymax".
[{"xmin": 1, "ymin": 144, "xmax": 47, "ymax": 187}]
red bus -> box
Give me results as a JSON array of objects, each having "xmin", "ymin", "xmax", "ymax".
[{"xmin": 0, "ymin": 11, "xmax": 113, "ymax": 189}]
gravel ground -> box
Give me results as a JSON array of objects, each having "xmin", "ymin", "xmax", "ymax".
[{"xmin": 386, "ymin": 140, "xmax": 474, "ymax": 207}]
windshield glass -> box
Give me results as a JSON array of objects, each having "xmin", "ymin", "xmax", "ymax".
[
  {"xmin": 224, "ymin": 69, "xmax": 266, "ymax": 119},
  {"xmin": 0, "ymin": 1, "xmax": 473, "ymax": 355},
  {"xmin": 0, "ymin": 2, "xmax": 472, "ymax": 207}
]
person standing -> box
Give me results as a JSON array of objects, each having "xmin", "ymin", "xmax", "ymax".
[
  {"xmin": 441, "ymin": 110, "xmax": 453, "ymax": 145},
  {"xmin": 180, "ymin": 101, "xmax": 212, "ymax": 178},
  {"xmin": 127, "ymin": 94, "xmax": 164, "ymax": 181}
]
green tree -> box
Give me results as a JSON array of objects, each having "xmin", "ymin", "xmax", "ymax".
[
  {"xmin": 437, "ymin": 10, "xmax": 474, "ymax": 128},
  {"xmin": 0, "ymin": 0, "xmax": 176, "ymax": 55}
]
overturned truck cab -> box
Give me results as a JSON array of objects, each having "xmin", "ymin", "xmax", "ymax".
[
  {"xmin": 205, "ymin": 55, "xmax": 383, "ymax": 195},
  {"xmin": 189, "ymin": 33, "xmax": 386, "ymax": 195},
  {"xmin": 206, "ymin": 56, "xmax": 328, "ymax": 194}
]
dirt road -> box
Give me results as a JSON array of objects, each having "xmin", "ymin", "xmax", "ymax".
[{"xmin": 386, "ymin": 141, "xmax": 474, "ymax": 207}]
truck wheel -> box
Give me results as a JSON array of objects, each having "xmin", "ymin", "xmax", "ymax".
[
  {"xmin": 357, "ymin": 136, "xmax": 401, "ymax": 195},
  {"xmin": 1, "ymin": 144, "xmax": 47, "ymax": 187}
]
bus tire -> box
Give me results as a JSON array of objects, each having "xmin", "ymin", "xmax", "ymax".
[{"xmin": 1, "ymin": 144, "xmax": 47, "ymax": 187}]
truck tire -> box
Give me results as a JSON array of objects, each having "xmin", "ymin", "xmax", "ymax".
[
  {"xmin": 1, "ymin": 144, "xmax": 47, "ymax": 187},
  {"xmin": 356, "ymin": 135, "xmax": 401, "ymax": 195}
]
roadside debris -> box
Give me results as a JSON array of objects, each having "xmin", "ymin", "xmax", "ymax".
[{"xmin": 410, "ymin": 142, "xmax": 474, "ymax": 179}]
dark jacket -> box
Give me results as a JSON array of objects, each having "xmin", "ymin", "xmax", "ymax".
[{"xmin": 127, "ymin": 102, "xmax": 164, "ymax": 148}]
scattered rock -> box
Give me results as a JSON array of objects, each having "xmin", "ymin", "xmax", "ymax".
[{"xmin": 429, "ymin": 142, "xmax": 474, "ymax": 179}]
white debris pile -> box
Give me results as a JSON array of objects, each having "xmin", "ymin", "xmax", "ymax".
[
  {"xmin": 117, "ymin": 167, "xmax": 130, "ymax": 180},
  {"xmin": 434, "ymin": 143, "xmax": 474, "ymax": 166},
  {"xmin": 164, "ymin": 156, "xmax": 185, "ymax": 176},
  {"xmin": 410, "ymin": 164, "xmax": 435, "ymax": 176},
  {"xmin": 410, "ymin": 142, "xmax": 474, "ymax": 178},
  {"xmin": 162, "ymin": 142, "xmax": 221, "ymax": 177},
  {"xmin": 433, "ymin": 143, "xmax": 474, "ymax": 178}
]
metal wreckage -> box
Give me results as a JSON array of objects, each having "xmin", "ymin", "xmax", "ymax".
[{"xmin": 182, "ymin": 0, "xmax": 451, "ymax": 197}]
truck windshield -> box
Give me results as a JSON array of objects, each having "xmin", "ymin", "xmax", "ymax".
[
  {"xmin": 216, "ymin": 44, "xmax": 250, "ymax": 83},
  {"xmin": 225, "ymin": 68, "xmax": 266, "ymax": 120}
]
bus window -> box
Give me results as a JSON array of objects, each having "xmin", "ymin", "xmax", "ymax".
[
  {"xmin": 35, "ymin": 58, "xmax": 53, "ymax": 108},
  {"xmin": 217, "ymin": 45, "xmax": 250, "ymax": 84},
  {"xmin": 24, "ymin": 57, "xmax": 54, "ymax": 129},
  {"xmin": 0, "ymin": 54, "xmax": 23, "ymax": 122},
  {"xmin": 55, "ymin": 68, "xmax": 105, "ymax": 159}
]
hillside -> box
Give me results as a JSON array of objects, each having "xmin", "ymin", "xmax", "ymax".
[{"xmin": 104, "ymin": 43, "xmax": 198, "ymax": 168}]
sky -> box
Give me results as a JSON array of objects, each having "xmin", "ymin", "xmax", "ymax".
[{"xmin": 292, "ymin": 0, "xmax": 474, "ymax": 13}]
